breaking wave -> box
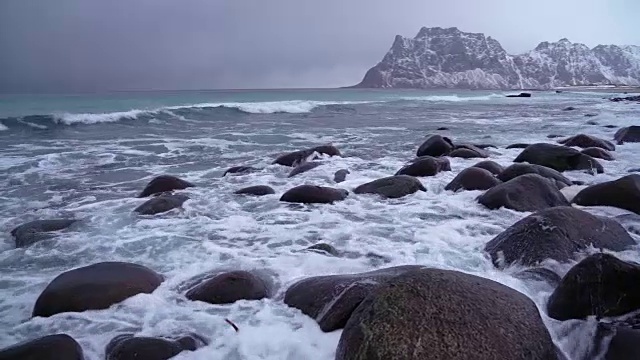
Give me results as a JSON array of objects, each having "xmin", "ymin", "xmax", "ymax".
[{"xmin": 400, "ymin": 94, "xmax": 504, "ymax": 102}]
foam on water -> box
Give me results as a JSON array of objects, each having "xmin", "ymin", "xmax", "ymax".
[{"xmin": 400, "ymin": 93, "xmax": 504, "ymax": 102}]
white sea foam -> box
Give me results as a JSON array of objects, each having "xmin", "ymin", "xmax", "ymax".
[
  {"xmin": 167, "ymin": 100, "xmax": 371, "ymax": 114},
  {"xmin": 0, "ymin": 123, "xmax": 8, "ymax": 131},
  {"xmin": 53, "ymin": 109, "xmax": 148, "ymax": 125},
  {"xmin": 400, "ymin": 93, "xmax": 504, "ymax": 102}
]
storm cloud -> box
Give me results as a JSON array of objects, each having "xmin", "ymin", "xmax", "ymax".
[{"xmin": 1, "ymin": 0, "xmax": 638, "ymax": 92}]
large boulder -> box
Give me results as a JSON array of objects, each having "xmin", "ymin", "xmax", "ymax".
[
  {"xmin": 0, "ymin": 334, "xmax": 84, "ymax": 360},
  {"xmin": 572, "ymin": 175, "xmax": 640, "ymax": 215},
  {"xmin": 497, "ymin": 163, "xmax": 572, "ymax": 189},
  {"xmin": 274, "ymin": 145, "xmax": 341, "ymax": 167},
  {"xmin": 185, "ymin": 270, "xmax": 270, "ymax": 305},
  {"xmin": 33, "ymin": 262, "xmax": 164, "ymax": 318},
  {"xmin": 333, "ymin": 169, "xmax": 350, "ymax": 183},
  {"xmin": 581, "ymin": 147, "xmax": 614, "ymax": 161},
  {"xmin": 416, "ymin": 135, "xmax": 453, "ymax": 157},
  {"xmin": 602, "ymin": 326, "xmax": 640, "ymax": 360},
  {"xmin": 223, "ymin": 166, "xmax": 260, "ymax": 176},
  {"xmin": 477, "ymin": 174, "xmax": 569, "ymax": 212},
  {"xmin": 133, "ymin": 194, "xmax": 188, "ymax": 215},
  {"xmin": 288, "ymin": 161, "xmax": 323, "ymax": 178},
  {"xmin": 138, "ymin": 175, "xmax": 194, "ymax": 197},
  {"xmin": 506, "ymin": 143, "xmax": 530, "ymax": 149},
  {"xmin": 395, "ymin": 156, "xmax": 450, "ymax": 177},
  {"xmin": 445, "ymin": 167, "xmax": 501, "ymax": 192},
  {"xmin": 514, "ymin": 143, "xmax": 604, "ymax": 173},
  {"xmin": 614, "ymin": 126, "xmax": 640, "ymax": 144},
  {"xmin": 234, "ymin": 185, "xmax": 275, "ymax": 196},
  {"xmin": 11, "ymin": 219, "xmax": 78, "ymax": 248},
  {"xmin": 558, "ymin": 134, "xmax": 615, "ymax": 151},
  {"xmin": 547, "ymin": 254, "xmax": 640, "ymax": 321},
  {"xmin": 506, "ymin": 92, "xmax": 532, "ymax": 97},
  {"xmin": 354, "ymin": 175, "xmax": 426, "ymax": 199},
  {"xmin": 449, "ymin": 144, "xmax": 490, "ymax": 158},
  {"xmin": 304, "ymin": 243, "xmax": 339, "ymax": 257},
  {"xmin": 484, "ymin": 207, "xmax": 635, "ymax": 268},
  {"xmin": 284, "ymin": 266, "xmax": 422, "ymax": 332},
  {"xmin": 280, "ymin": 185, "xmax": 348, "ymax": 204},
  {"xmin": 472, "ymin": 160, "xmax": 504, "ymax": 175},
  {"xmin": 336, "ymin": 268, "xmax": 558, "ymax": 360},
  {"xmin": 105, "ymin": 334, "xmax": 205, "ymax": 360}
]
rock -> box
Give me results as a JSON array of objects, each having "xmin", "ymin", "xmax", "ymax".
[
  {"xmin": 0, "ymin": 334, "xmax": 84, "ymax": 360},
  {"xmin": 335, "ymin": 268, "xmax": 557, "ymax": 360},
  {"xmin": 138, "ymin": 175, "xmax": 194, "ymax": 197},
  {"xmin": 514, "ymin": 267, "xmax": 562, "ymax": 287},
  {"xmin": 506, "ymin": 92, "xmax": 532, "ymax": 98},
  {"xmin": 614, "ymin": 126, "xmax": 640, "ymax": 144},
  {"xmin": 558, "ymin": 134, "xmax": 615, "ymax": 151},
  {"xmin": 133, "ymin": 194, "xmax": 188, "ymax": 215},
  {"xmin": 547, "ymin": 134, "xmax": 563, "ymax": 139},
  {"xmin": 563, "ymin": 106, "xmax": 576, "ymax": 111},
  {"xmin": 33, "ymin": 262, "xmax": 163, "ymax": 318},
  {"xmin": 105, "ymin": 334, "xmax": 205, "ymax": 360},
  {"xmin": 395, "ymin": 156, "xmax": 450, "ymax": 177},
  {"xmin": 556, "ymin": 90, "xmax": 563, "ymax": 93},
  {"xmin": 436, "ymin": 127, "xmax": 449, "ymax": 130},
  {"xmin": 223, "ymin": 166, "xmax": 259, "ymax": 176},
  {"xmin": 513, "ymin": 143, "xmax": 604, "ymax": 173},
  {"xmin": 497, "ymin": 163, "xmax": 572, "ymax": 189},
  {"xmin": 581, "ymin": 147, "xmax": 615, "ymax": 160},
  {"xmin": 585, "ymin": 113, "xmax": 598, "ymax": 117},
  {"xmin": 304, "ymin": 243, "xmax": 339, "ymax": 256},
  {"xmin": 354, "ymin": 175, "xmax": 426, "ymax": 199},
  {"xmin": 448, "ymin": 147, "xmax": 488, "ymax": 158},
  {"xmin": 603, "ymin": 124, "xmax": 617, "ymax": 128},
  {"xmin": 586, "ymin": 120, "xmax": 599, "ymax": 125},
  {"xmin": 547, "ymin": 254, "xmax": 640, "ymax": 321},
  {"xmin": 288, "ymin": 161, "xmax": 323, "ymax": 177},
  {"xmin": 445, "ymin": 167, "xmax": 501, "ymax": 192},
  {"xmin": 284, "ymin": 266, "xmax": 422, "ymax": 332},
  {"xmin": 484, "ymin": 206, "xmax": 634, "ymax": 267},
  {"xmin": 477, "ymin": 174, "xmax": 569, "ymax": 212},
  {"xmin": 280, "ymin": 185, "xmax": 348, "ymax": 204},
  {"xmin": 185, "ymin": 270, "xmax": 270, "ymax": 305},
  {"xmin": 611, "ymin": 95, "xmax": 640, "ymax": 103},
  {"xmin": 506, "ymin": 143, "xmax": 530, "ymax": 149},
  {"xmin": 333, "ymin": 169, "xmax": 350, "ymax": 183},
  {"xmin": 234, "ymin": 185, "xmax": 275, "ymax": 196},
  {"xmin": 573, "ymin": 174, "xmax": 640, "ymax": 214},
  {"xmin": 416, "ymin": 134, "xmax": 454, "ymax": 157},
  {"xmin": 630, "ymin": 168, "xmax": 640, "ymax": 173},
  {"xmin": 603, "ymin": 327, "xmax": 640, "ymax": 360},
  {"xmin": 473, "ymin": 143, "xmax": 498, "ymax": 149},
  {"xmin": 471, "ymin": 160, "xmax": 504, "ymax": 175},
  {"xmin": 10, "ymin": 219, "xmax": 78, "ymax": 248},
  {"xmin": 273, "ymin": 145, "xmax": 341, "ymax": 167}
]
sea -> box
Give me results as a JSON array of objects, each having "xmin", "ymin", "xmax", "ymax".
[{"xmin": 0, "ymin": 89, "xmax": 639, "ymax": 359}]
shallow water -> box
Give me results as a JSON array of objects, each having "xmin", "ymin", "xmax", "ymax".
[{"xmin": 0, "ymin": 89, "xmax": 639, "ymax": 359}]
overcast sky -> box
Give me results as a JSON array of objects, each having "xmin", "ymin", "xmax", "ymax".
[{"xmin": 1, "ymin": 0, "xmax": 638, "ymax": 93}]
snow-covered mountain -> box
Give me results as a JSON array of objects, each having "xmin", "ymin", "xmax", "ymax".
[{"xmin": 354, "ymin": 27, "xmax": 640, "ymax": 89}]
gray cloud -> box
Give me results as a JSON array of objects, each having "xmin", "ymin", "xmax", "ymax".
[{"xmin": 1, "ymin": 0, "xmax": 638, "ymax": 92}]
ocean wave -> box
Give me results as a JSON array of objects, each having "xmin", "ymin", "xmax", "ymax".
[
  {"xmin": 400, "ymin": 94, "xmax": 503, "ymax": 102},
  {"xmin": 0, "ymin": 122, "xmax": 8, "ymax": 131},
  {"xmin": 53, "ymin": 109, "xmax": 148, "ymax": 125}
]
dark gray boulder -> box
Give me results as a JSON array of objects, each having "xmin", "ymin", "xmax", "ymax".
[
  {"xmin": 497, "ymin": 163, "xmax": 572, "ymax": 189},
  {"xmin": 284, "ymin": 265, "xmax": 422, "ymax": 332},
  {"xmin": 484, "ymin": 206, "xmax": 635, "ymax": 268},
  {"xmin": 558, "ymin": 134, "xmax": 615, "ymax": 151},
  {"xmin": 472, "ymin": 160, "xmax": 504, "ymax": 175},
  {"xmin": 138, "ymin": 175, "xmax": 194, "ymax": 197},
  {"xmin": 614, "ymin": 126, "xmax": 640, "ymax": 144},
  {"xmin": 11, "ymin": 219, "xmax": 78, "ymax": 248},
  {"xmin": 288, "ymin": 161, "xmax": 323, "ymax": 177},
  {"xmin": 280, "ymin": 185, "xmax": 348, "ymax": 204},
  {"xmin": 514, "ymin": 143, "xmax": 604, "ymax": 173},
  {"xmin": 133, "ymin": 194, "xmax": 188, "ymax": 215},
  {"xmin": 354, "ymin": 175, "xmax": 426, "ymax": 199},
  {"xmin": 572, "ymin": 174, "xmax": 640, "ymax": 215},
  {"xmin": 506, "ymin": 92, "xmax": 532, "ymax": 98},
  {"xmin": 506, "ymin": 143, "xmax": 530, "ymax": 149},
  {"xmin": 477, "ymin": 174, "xmax": 569, "ymax": 212},
  {"xmin": 274, "ymin": 145, "xmax": 341, "ymax": 167},
  {"xmin": 547, "ymin": 254, "xmax": 640, "ymax": 321},
  {"xmin": 450, "ymin": 143, "xmax": 490, "ymax": 158},
  {"xmin": 602, "ymin": 326, "xmax": 640, "ymax": 360},
  {"xmin": 563, "ymin": 106, "xmax": 576, "ymax": 111},
  {"xmin": 234, "ymin": 185, "xmax": 275, "ymax": 196},
  {"xmin": 445, "ymin": 167, "xmax": 501, "ymax": 192},
  {"xmin": 185, "ymin": 270, "xmax": 270, "ymax": 305},
  {"xmin": 333, "ymin": 169, "xmax": 350, "ymax": 183},
  {"xmin": 223, "ymin": 166, "xmax": 259, "ymax": 176},
  {"xmin": 105, "ymin": 334, "xmax": 205, "ymax": 360},
  {"xmin": 304, "ymin": 243, "xmax": 339, "ymax": 257},
  {"xmin": 33, "ymin": 262, "xmax": 164, "ymax": 318},
  {"xmin": 395, "ymin": 156, "xmax": 450, "ymax": 177},
  {"xmin": 0, "ymin": 334, "xmax": 84, "ymax": 360},
  {"xmin": 416, "ymin": 135, "xmax": 454, "ymax": 157},
  {"xmin": 336, "ymin": 268, "xmax": 557, "ymax": 360},
  {"xmin": 581, "ymin": 147, "xmax": 615, "ymax": 161},
  {"xmin": 514, "ymin": 267, "xmax": 562, "ymax": 287}
]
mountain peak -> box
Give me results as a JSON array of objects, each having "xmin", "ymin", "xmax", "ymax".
[{"xmin": 415, "ymin": 26, "xmax": 461, "ymax": 39}]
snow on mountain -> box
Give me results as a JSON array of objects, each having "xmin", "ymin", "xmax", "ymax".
[{"xmin": 354, "ymin": 27, "xmax": 640, "ymax": 89}]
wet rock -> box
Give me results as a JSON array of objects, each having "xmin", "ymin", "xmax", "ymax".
[
  {"xmin": 584, "ymin": 113, "xmax": 598, "ymax": 117},
  {"xmin": 134, "ymin": 194, "xmax": 188, "ymax": 215},
  {"xmin": 304, "ymin": 243, "xmax": 339, "ymax": 256},
  {"xmin": 395, "ymin": 156, "xmax": 450, "ymax": 177},
  {"xmin": 611, "ymin": 95, "xmax": 640, "ymax": 102},
  {"xmin": 506, "ymin": 92, "xmax": 532, "ymax": 98},
  {"xmin": 11, "ymin": 219, "xmax": 78, "ymax": 248},
  {"xmin": 280, "ymin": 185, "xmax": 348, "ymax": 204},
  {"xmin": 336, "ymin": 268, "xmax": 557, "ymax": 360},
  {"xmin": 497, "ymin": 163, "xmax": 572, "ymax": 189},
  {"xmin": 603, "ymin": 327, "xmax": 640, "ymax": 360},
  {"xmin": 614, "ymin": 126, "xmax": 640, "ymax": 144},
  {"xmin": 273, "ymin": 145, "xmax": 341, "ymax": 167},
  {"xmin": 581, "ymin": 147, "xmax": 614, "ymax": 160},
  {"xmin": 514, "ymin": 268, "xmax": 562, "ymax": 287},
  {"xmin": 484, "ymin": 206, "xmax": 634, "ymax": 268},
  {"xmin": 0, "ymin": 334, "xmax": 84, "ymax": 360},
  {"xmin": 288, "ymin": 161, "xmax": 323, "ymax": 177},
  {"xmin": 558, "ymin": 134, "xmax": 615, "ymax": 151},
  {"xmin": 223, "ymin": 166, "xmax": 259, "ymax": 176},
  {"xmin": 563, "ymin": 106, "xmax": 576, "ymax": 111},
  {"xmin": 416, "ymin": 134, "xmax": 454, "ymax": 157},
  {"xmin": 477, "ymin": 174, "xmax": 569, "ymax": 212},
  {"xmin": 333, "ymin": 169, "xmax": 350, "ymax": 183},
  {"xmin": 448, "ymin": 147, "xmax": 487, "ymax": 158},
  {"xmin": 138, "ymin": 175, "xmax": 194, "ymax": 197},
  {"xmin": 547, "ymin": 134, "xmax": 563, "ymax": 139},
  {"xmin": 603, "ymin": 124, "xmax": 618, "ymax": 128},
  {"xmin": 473, "ymin": 143, "xmax": 498, "ymax": 149},
  {"xmin": 354, "ymin": 175, "xmax": 426, "ymax": 199},
  {"xmin": 506, "ymin": 143, "xmax": 530, "ymax": 149},
  {"xmin": 572, "ymin": 174, "xmax": 640, "ymax": 215},
  {"xmin": 630, "ymin": 168, "xmax": 640, "ymax": 173},
  {"xmin": 105, "ymin": 334, "xmax": 206, "ymax": 360},
  {"xmin": 586, "ymin": 120, "xmax": 599, "ymax": 125},
  {"xmin": 513, "ymin": 143, "xmax": 604, "ymax": 173},
  {"xmin": 472, "ymin": 160, "xmax": 504, "ymax": 175},
  {"xmin": 547, "ymin": 254, "xmax": 640, "ymax": 321},
  {"xmin": 445, "ymin": 167, "xmax": 501, "ymax": 192},
  {"xmin": 185, "ymin": 270, "xmax": 270, "ymax": 305},
  {"xmin": 33, "ymin": 262, "xmax": 163, "ymax": 317},
  {"xmin": 234, "ymin": 185, "xmax": 275, "ymax": 196},
  {"xmin": 284, "ymin": 265, "xmax": 422, "ymax": 332},
  {"xmin": 436, "ymin": 126, "xmax": 449, "ymax": 130}
]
